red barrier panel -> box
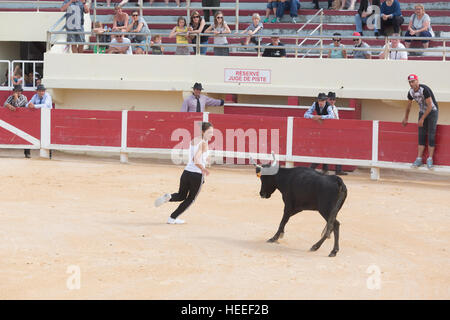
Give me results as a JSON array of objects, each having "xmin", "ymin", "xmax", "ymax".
[
  {"xmin": 127, "ymin": 111, "xmax": 203, "ymax": 149},
  {"xmin": 0, "ymin": 108, "xmax": 40, "ymax": 145},
  {"xmin": 292, "ymin": 118, "xmax": 373, "ymax": 160},
  {"xmin": 51, "ymin": 109, "xmax": 121, "ymax": 147},
  {"xmin": 208, "ymin": 113, "xmax": 287, "ymax": 162},
  {"xmin": 379, "ymin": 122, "xmax": 450, "ymax": 166}
]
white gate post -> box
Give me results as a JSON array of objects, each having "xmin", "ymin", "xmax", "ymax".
[
  {"xmin": 285, "ymin": 117, "xmax": 294, "ymax": 168},
  {"xmin": 120, "ymin": 110, "xmax": 129, "ymax": 163},
  {"xmin": 371, "ymin": 120, "xmax": 380, "ymax": 180},
  {"xmin": 40, "ymin": 108, "xmax": 51, "ymax": 158}
]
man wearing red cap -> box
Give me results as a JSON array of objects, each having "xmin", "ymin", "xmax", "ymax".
[
  {"xmin": 402, "ymin": 74, "xmax": 439, "ymax": 169},
  {"xmin": 352, "ymin": 32, "xmax": 371, "ymax": 59}
]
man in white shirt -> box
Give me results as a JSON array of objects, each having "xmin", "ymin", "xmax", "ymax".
[
  {"xmin": 27, "ymin": 84, "xmax": 53, "ymax": 109},
  {"xmin": 379, "ymin": 34, "xmax": 408, "ymax": 60},
  {"xmin": 107, "ymin": 30, "xmax": 133, "ymax": 55}
]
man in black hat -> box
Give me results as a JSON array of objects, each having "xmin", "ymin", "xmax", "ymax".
[
  {"xmin": 181, "ymin": 83, "xmax": 224, "ymax": 112},
  {"xmin": 304, "ymin": 93, "xmax": 335, "ymax": 174},
  {"xmin": 27, "ymin": 84, "xmax": 53, "ymax": 109},
  {"xmin": 3, "ymin": 85, "xmax": 31, "ymax": 158},
  {"xmin": 327, "ymin": 91, "xmax": 347, "ymax": 176}
]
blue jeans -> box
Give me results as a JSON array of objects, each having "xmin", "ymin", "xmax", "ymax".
[
  {"xmin": 276, "ymin": 0, "xmax": 300, "ymax": 19},
  {"xmin": 354, "ymin": 14, "xmax": 379, "ymax": 33},
  {"xmin": 192, "ymin": 39, "xmax": 209, "ymax": 55}
]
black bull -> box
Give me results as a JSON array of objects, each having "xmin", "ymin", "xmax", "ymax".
[{"xmin": 251, "ymin": 157, "xmax": 347, "ymax": 257}]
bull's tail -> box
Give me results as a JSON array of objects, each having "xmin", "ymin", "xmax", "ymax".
[{"xmin": 322, "ymin": 177, "xmax": 347, "ymax": 239}]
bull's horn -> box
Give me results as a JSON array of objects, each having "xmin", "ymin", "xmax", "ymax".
[
  {"xmin": 271, "ymin": 152, "xmax": 277, "ymax": 167},
  {"xmin": 249, "ymin": 156, "xmax": 261, "ymax": 168}
]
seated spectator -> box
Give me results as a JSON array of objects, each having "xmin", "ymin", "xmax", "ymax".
[
  {"xmin": 380, "ymin": 0, "xmax": 404, "ymax": 36},
  {"xmin": 1, "ymin": 69, "xmax": 8, "ymax": 86},
  {"xmin": 127, "ymin": 11, "xmax": 151, "ymax": 55},
  {"xmin": 112, "ymin": 5, "xmax": 129, "ymax": 31},
  {"xmin": 328, "ymin": 33, "xmax": 347, "ymax": 58},
  {"xmin": 304, "ymin": 92, "xmax": 334, "ymax": 174},
  {"xmin": 327, "ymin": 92, "xmax": 348, "ymax": 176},
  {"xmin": 35, "ymin": 73, "xmax": 42, "ymax": 87},
  {"xmin": 151, "ymin": 35, "xmax": 164, "ymax": 55},
  {"xmin": 27, "ymin": 84, "xmax": 53, "ymax": 109},
  {"xmin": 205, "ymin": 11, "xmax": 231, "ymax": 56},
  {"xmin": 93, "ymin": 21, "xmax": 111, "ymax": 54},
  {"xmin": 3, "ymin": 85, "xmax": 30, "ymax": 158},
  {"xmin": 405, "ymin": 4, "xmax": 434, "ymax": 49},
  {"xmin": 313, "ymin": 0, "xmax": 332, "ymax": 10},
  {"xmin": 263, "ymin": 0, "xmax": 278, "ymax": 23},
  {"xmin": 337, "ymin": 0, "xmax": 356, "ymax": 10},
  {"xmin": 262, "ymin": 34, "xmax": 286, "ymax": 57},
  {"xmin": 181, "ymin": 82, "xmax": 224, "ymax": 112},
  {"xmin": 188, "ymin": 11, "xmax": 210, "ymax": 55},
  {"xmin": 240, "ymin": 13, "xmax": 263, "ymax": 46},
  {"xmin": 106, "ymin": 30, "xmax": 133, "ymax": 54},
  {"xmin": 11, "ymin": 65, "xmax": 23, "ymax": 86},
  {"xmin": 170, "ymin": 17, "xmax": 190, "ymax": 55},
  {"xmin": 275, "ymin": 0, "xmax": 300, "ymax": 24},
  {"xmin": 352, "ymin": 32, "xmax": 371, "ymax": 59},
  {"xmin": 379, "ymin": 33, "xmax": 408, "ymax": 60},
  {"xmin": 354, "ymin": 0, "xmax": 380, "ymax": 37},
  {"xmin": 24, "ymin": 71, "xmax": 35, "ymax": 87}
]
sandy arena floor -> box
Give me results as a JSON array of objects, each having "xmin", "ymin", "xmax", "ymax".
[{"xmin": 0, "ymin": 150, "xmax": 449, "ymax": 300}]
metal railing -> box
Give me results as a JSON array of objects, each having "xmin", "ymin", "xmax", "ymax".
[
  {"xmin": 0, "ymin": 0, "xmax": 61, "ymax": 12},
  {"xmin": 92, "ymin": 0, "xmax": 241, "ymax": 33},
  {"xmin": 45, "ymin": 27, "xmax": 450, "ymax": 61},
  {"xmin": 295, "ymin": 8, "xmax": 324, "ymax": 59},
  {"xmin": 0, "ymin": 60, "xmax": 44, "ymax": 91}
]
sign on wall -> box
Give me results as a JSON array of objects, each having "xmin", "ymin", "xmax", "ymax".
[{"xmin": 224, "ymin": 68, "xmax": 271, "ymax": 84}]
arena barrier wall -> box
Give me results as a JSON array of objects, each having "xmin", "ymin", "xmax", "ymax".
[{"xmin": 1, "ymin": 108, "xmax": 450, "ymax": 179}]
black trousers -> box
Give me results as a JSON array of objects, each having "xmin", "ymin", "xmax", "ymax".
[
  {"xmin": 202, "ymin": 0, "xmax": 220, "ymax": 22},
  {"xmin": 313, "ymin": 0, "xmax": 332, "ymax": 8},
  {"xmin": 170, "ymin": 170, "xmax": 203, "ymax": 219},
  {"xmin": 24, "ymin": 149, "xmax": 30, "ymax": 157},
  {"xmin": 418, "ymin": 110, "xmax": 438, "ymax": 147},
  {"xmin": 380, "ymin": 16, "xmax": 404, "ymax": 35}
]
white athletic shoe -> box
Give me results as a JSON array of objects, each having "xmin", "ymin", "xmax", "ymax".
[
  {"xmin": 154, "ymin": 193, "xmax": 171, "ymax": 207},
  {"xmin": 167, "ymin": 217, "xmax": 185, "ymax": 224}
]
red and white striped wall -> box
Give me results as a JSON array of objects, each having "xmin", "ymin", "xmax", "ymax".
[{"xmin": 1, "ymin": 108, "xmax": 450, "ymax": 180}]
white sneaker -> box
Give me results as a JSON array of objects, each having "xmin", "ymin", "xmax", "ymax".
[
  {"xmin": 167, "ymin": 217, "xmax": 185, "ymax": 224},
  {"xmin": 154, "ymin": 193, "xmax": 171, "ymax": 207}
]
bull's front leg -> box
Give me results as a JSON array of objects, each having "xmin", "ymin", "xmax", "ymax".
[{"xmin": 267, "ymin": 207, "xmax": 296, "ymax": 243}]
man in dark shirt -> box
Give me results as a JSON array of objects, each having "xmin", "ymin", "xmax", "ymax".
[
  {"xmin": 402, "ymin": 74, "xmax": 439, "ymax": 169},
  {"xmin": 262, "ymin": 35, "xmax": 286, "ymax": 58}
]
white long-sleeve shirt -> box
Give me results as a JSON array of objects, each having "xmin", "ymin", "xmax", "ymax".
[{"xmin": 27, "ymin": 92, "xmax": 53, "ymax": 109}]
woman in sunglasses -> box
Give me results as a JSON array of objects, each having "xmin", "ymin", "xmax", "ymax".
[
  {"xmin": 188, "ymin": 11, "xmax": 210, "ymax": 55},
  {"xmin": 126, "ymin": 11, "xmax": 151, "ymax": 54},
  {"xmin": 205, "ymin": 11, "xmax": 231, "ymax": 56},
  {"xmin": 328, "ymin": 33, "xmax": 347, "ymax": 59}
]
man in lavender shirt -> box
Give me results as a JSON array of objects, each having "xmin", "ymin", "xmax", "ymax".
[{"xmin": 181, "ymin": 83, "xmax": 224, "ymax": 112}]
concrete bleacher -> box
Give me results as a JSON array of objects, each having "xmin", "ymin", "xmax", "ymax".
[{"xmin": 1, "ymin": 0, "xmax": 449, "ymax": 57}]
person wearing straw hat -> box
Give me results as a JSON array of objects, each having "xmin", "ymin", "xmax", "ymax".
[{"xmin": 181, "ymin": 83, "xmax": 224, "ymax": 112}]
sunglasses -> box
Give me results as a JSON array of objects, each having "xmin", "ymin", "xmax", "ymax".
[
  {"xmin": 132, "ymin": 14, "xmax": 139, "ymax": 17},
  {"xmin": 217, "ymin": 16, "xmax": 223, "ymax": 19},
  {"xmin": 333, "ymin": 39, "xmax": 340, "ymax": 42},
  {"xmin": 193, "ymin": 16, "xmax": 200, "ymax": 18},
  {"xmin": 353, "ymin": 39, "xmax": 359, "ymax": 42}
]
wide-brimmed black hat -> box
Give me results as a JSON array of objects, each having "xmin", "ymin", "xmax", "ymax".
[
  {"xmin": 193, "ymin": 82, "xmax": 204, "ymax": 90},
  {"xmin": 317, "ymin": 92, "xmax": 327, "ymax": 100},
  {"xmin": 13, "ymin": 85, "xmax": 23, "ymax": 92},
  {"xmin": 327, "ymin": 91, "xmax": 336, "ymax": 99},
  {"xmin": 36, "ymin": 84, "xmax": 46, "ymax": 91}
]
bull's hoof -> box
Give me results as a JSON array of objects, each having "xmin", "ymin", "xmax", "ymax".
[
  {"xmin": 328, "ymin": 251, "xmax": 338, "ymax": 257},
  {"xmin": 267, "ymin": 238, "xmax": 279, "ymax": 243},
  {"xmin": 310, "ymin": 244, "xmax": 320, "ymax": 252}
]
